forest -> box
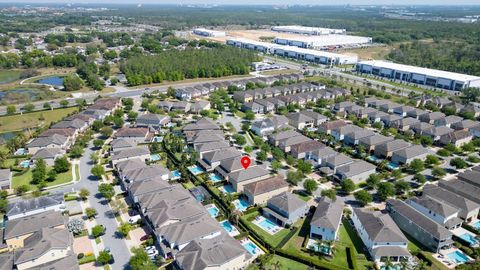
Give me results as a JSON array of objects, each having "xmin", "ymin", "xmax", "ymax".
[{"xmin": 119, "ymin": 47, "xmax": 259, "ymax": 86}]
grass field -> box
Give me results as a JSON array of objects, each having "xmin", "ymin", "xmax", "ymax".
[
  {"xmin": 343, "ymin": 45, "xmax": 394, "ymax": 60},
  {"xmin": 259, "ymin": 69, "xmax": 299, "ymax": 76},
  {"xmin": 12, "ymin": 165, "xmax": 73, "ymax": 190},
  {"xmin": 0, "ymin": 107, "xmax": 78, "ymax": 133},
  {"xmin": 241, "ymin": 210, "xmax": 296, "ymax": 248},
  {"xmin": 265, "ymin": 255, "xmax": 309, "ymax": 270},
  {"xmin": 0, "ymin": 70, "xmax": 22, "ymax": 84}
]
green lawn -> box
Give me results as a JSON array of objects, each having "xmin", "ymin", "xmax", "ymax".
[
  {"xmin": 12, "ymin": 165, "xmax": 73, "ymax": 190},
  {"xmin": 0, "ymin": 107, "xmax": 78, "ymax": 133},
  {"xmin": 234, "ymin": 111, "xmax": 246, "ymax": 118},
  {"xmin": 0, "ymin": 70, "xmax": 21, "ymax": 84},
  {"xmin": 181, "ymin": 181, "xmax": 195, "ymax": 190},
  {"xmin": 241, "ymin": 211, "xmax": 296, "ymax": 248},
  {"xmin": 265, "ymin": 255, "xmax": 310, "ymax": 270},
  {"xmin": 405, "ymin": 234, "xmax": 449, "ymax": 270}
]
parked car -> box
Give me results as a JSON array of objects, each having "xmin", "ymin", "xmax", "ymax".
[{"xmin": 128, "ymin": 215, "xmax": 142, "ymax": 224}]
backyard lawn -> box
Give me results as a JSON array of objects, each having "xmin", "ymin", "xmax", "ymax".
[
  {"xmin": 241, "ymin": 210, "xmax": 297, "ymax": 248},
  {"xmin": 12, "ymin": 165, "xmax": 74, "ymax": 190},
  {"xmin": 265, "ymin": 255, "xmax": 309, "ymax": 270},
  {"xmin": 0, "ymin": 107, "xmax": 78, "ymax": 133}
]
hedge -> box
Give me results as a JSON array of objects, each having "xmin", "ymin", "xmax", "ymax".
[
  {"xmin": 276, "ymin": 226, "xmax": 298, "ymax": 249},
  {"xmin": 462, "ymin": 224, "xmax": 480, "ymax": 235},
  {"xmin": 276, "ymin": 248, "xmax": 350, "ymax": 270}
]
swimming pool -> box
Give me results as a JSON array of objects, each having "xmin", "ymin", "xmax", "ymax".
[
  {"xmin": 150, "ymin": 154, "xmax": 161, "ymax": 161},
  {"xmin": 459, "ymin": 233, "xmax": 479, "ymax": 246},
  {"xmin": 209, "ymin": 174, "xmax": 223, "ymax": 183},
  {"xmin": 19, "ymin": 160, "xmax": 30, "ymax": 168},
  {"xmin": 206, "ymin": 205, "xmax": 220, "ymax": 218},
  {"xmin": 233, "ymin": 198, "xmax": 250, "ymax": 212},
  {"xmin": 219, "ymin": 185, "xmax": 236, "ymax": 194},
  {"xmin": 259, "ymin": 218, "xmax": 277, "ymax": 231},
  {"xmin": 14, "ymin": 148, "xmax": 26, "ymax": 156},
  {"xmin": 387, "ymin": 162, "xmax": 400, "ymax": 170},
  {"xmin": 171, "ymin": 170, "xmax": 181, "ymax": 179},
  {"xmin": 367, "ymin": 155, "xmax": 379, "ymax": 163},
  {"xmin": 307, "ymin": 240, "xmax": 331, "ymax": 255},
  {"xmin": 189, "ymin": 166, "xmax": 205, "ymax": 175},
  {"xmin": 242, "ymin": 240, "xmax": 260, "ymax": 255},
  {"xmin": 472, "ymin": 221, "xmax": 480, "ymax": 229},
  {"xmin": 447, "ymin": 250, "xmax": 470, "ymax": 264}
]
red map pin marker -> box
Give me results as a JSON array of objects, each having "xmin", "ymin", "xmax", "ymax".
[{"xmin": 241, "ymin": 156, "xmax": 251, "ymax": 170}]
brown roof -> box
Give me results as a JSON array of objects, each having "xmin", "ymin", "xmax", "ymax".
[
  {"xmin": 115, "ymin": 127, "xmax": 149, "ymax": 138},
  {"xmin": 290, "ymin": 140, "xmax": 325, "ymax": 154},
  {"xmin": 442, "ymin": 130, "xmax": 471, "ymax": 142},
  {"xmin": 38, "ymin": 128, "xmax": 76, "ymax": 137},
  {"xmin": 319, "ymin": 120, "xmax": 346, "ymax": 131},
  {"xmin": 65, "ymin": 114, "xmax": 93, "ymax": 122},
  {"xmin": 89, "ymin": 97, "xmax": 120, "ymax": 110},
  {"xmin": 243, "ymin": 175, "xmax": 288, "ymax": 196}
]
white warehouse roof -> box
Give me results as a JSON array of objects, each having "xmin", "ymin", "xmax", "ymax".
[
  {"xmin": 276, "ymin": 45, "xmax": 358, "ymax": 62},
  {"xmin": 359, "ymin": 60, "xmax": 480, "ymax": 83},
  {"xmin": 271, "ymin": 25, "xmax": 346, "ymax": 35},
  {"xmin": 274, "ymin": 35, "xmax": 372, "ymax": 48}
]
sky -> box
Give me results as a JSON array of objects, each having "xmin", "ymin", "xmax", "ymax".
[{"xmin": 1, "ymin": 0, "xmax": 480, "ymax": 5}]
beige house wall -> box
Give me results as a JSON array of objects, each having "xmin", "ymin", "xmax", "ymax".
[
  {"xmin": 16, "ymin": 247, "xmax": 70, "ymax": 270},
  {"xmin": 246, "ymin": 186, "xmax": 289, "ymax": 205}
]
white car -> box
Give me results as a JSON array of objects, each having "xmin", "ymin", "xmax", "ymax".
[{"xmin": 145, "ymin": 246, "xmax": 156, "ymax": 251}]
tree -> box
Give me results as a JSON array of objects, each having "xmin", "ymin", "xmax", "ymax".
[
  {"xmin": 43, "ymin": 102, "xmax": 51, "ymax": 110},
  {"xmin": 341, "ymin": 179, "xmax": 356, "ymax": 194},
  {"xmin": 6, "ymin": 105, "xmax": 15, "ymax": 115},
  {"xmin": 92, "ymin": 120, "xmax": 104, "ymax": 131},
  {"xmin": 420, "ymin": 136, "xmax": 433, "ymax": 146},
  {"xmin": 413, "ymin": 173, "xmax": 426, "ymax": 184},
  {"xmin": 286, "ymin": 171, "xmax": 303, "ymax": 185},
  {"xmin": 91, "ymin": 164, "xmax": 105, "ymax": 179},
  {"xmin": 113, "ymin": 116, "xmax": 124, "ymax": 128},
  {"xmin": 93, "ymin": 139, "xmax": 105, "ymax": 149},
  {"xmin": 118, "ymin": 222, "xmax": 132, "ymax": 238},
  {"xmin": 232, "ymin": 134, "xmax": 246, "ymax": 146},
  {"xmin": 425, "ymin": 155, "xmax": 440, "ymax": 166},
  {"xmin": 450, "ymin": 157, "xmax": 468, "ymax": 169},
  {"xmin": 100, "ymin": 126, "xmax": 113, "ymax": 137},
  {"xmin": 15, "ymin": 185, "xmax": 29, "ymax": 195},
  {"xmin": 91, "ymin": 225, "xmax": 105, "ymax": 238},
  {"xmin": 67, "ymin": 218, "xmax": 85, "ymax": 235},
  {"xmin": 366, "ymin": 174, "xmax": 381, "ymax": 189},
  {"xmin": 23, "ymin": 103, "xmax": 34, "ymax": 112},
  {"xmin": 271, "ymin": 148, "xmax": 285, "ymax": 161},
  {"xmin": 256, "ymin": 151, "xmax": 267, "ymax": 162},
  {"xmin": 59, "ymin": 100, "xmax": 69, "ymax": 107},
  {"xmin": 97, "ymin": 250, "xmax": 112, "ymax": 265},
  {"xmin": 47, "ymin": 169, "xmax": 57, "ymax": 182},
  {"xmin": 85, "ymin": 207, "xmax": 97, "ymax": 219},
  {"xmin": 271, "ymin": 160, "xmax": 282, "ymax": 172},
  {"xmin": 377, "ymin": 182, "xmax": 395, "ymax": 201},
  {"xmin": 129, "ymin": 247, "xmax": 157, "ymax": 270},
  {"xmin": 98, "ymin": 183, "xmax": 114, "ymax": 201},
  {"xmin": 297, "ymin": 160, "xmax": 313, "ymax": 175},
  {"xmin": 394, "ymin": 180, "xmax": 411, "ymax": 194},
  {"xmin": 321, "ymin": 189, "xmax": 337, "ymax": 201},
  {"xmin": 431, "ymin": 167, "xmax": 446, "ymax": 179},
  {"xmin": 408, "ymin": 159, "xmax": 425, "ymax": 173},
  {"xmin": 303, "ymin": 179, "xmax": 318, "ymax": 194},
  {"xmin": 354, "ymin": 190, "xmax": 372, "ymax": 206},
  {"xmin": 63, "ymin": 74, "xmax": 84, "ymax": 91},
  {"xmin": 79, "ymin": 188, "xmax": 90, "ymax": 200},
  {"xmin": 111, "ymin": 199, "xmax": 128, "ymax": 216},
  {"xmin": 285, "ymin": 155, "xmax": 296, "ymax": 166},
  {"xmin": 127, "ymin": 111, "xmax": 138, "ymax": 122},
  {"xmin": 31, "ymin": 158, "xmax": 47, "ymax": 185},
  {"xmin": 54, "ymin": 156, "xmax": 70, "ymax": 173},
  {"xmin": 244, "ymin": 110, "xmax": 255, "ymax": 120},
  {"xmin": 69, "ymin": 145, "xmax": 84, "ymax": 158}
]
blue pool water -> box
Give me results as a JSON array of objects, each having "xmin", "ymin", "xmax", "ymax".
[
  {"xmin": 37, "ymin": 76, "xmax": 64, "ymax": 86},
  {"xmin": 209, "ymin": 174, "xmax": 222, "ymax": 183},
  {"xmin": 171, "ymin": 170, "xmax": 181, "ymax": 179},
  {"xmin": 19, "ymin": 160, "xmax": 30, "ymax": 168},
  {"xmin": 242, "ymin": 241, "xmax": 260, "ymax": 255},
  {"xmin": 309, "ymin": 243, "xmax": 331, "ymax": 255},
  {"xmin": 367, "ymin": 155, "xmax": 379, "ymax": 162},
  {"xmin": 233, "ymin": 199, "xmax": 251, "ymax": 212},
  {"xmin": 472, "ymin": 221, "xmax": 480, "ymax": 229},
  {"xmin": 189, "ymin": 166, "xmax": 205, "ymax": 175},
  {"xmin": 207, "ymin": 206, "xmax": 219, "ymax": 218},
  {"xmin": 447, "ymin": 250, "xmax": 470, "ymax": 264},
  {"xmin": 258, "ymin": 218, "xmax": 277, "ymax": 231},
  {"xmin": 220, "ymin": 220, "xmax": 235, "ymax": 233},
  {"xmin": 221, "ymin": 185, "xmax": 235, "ymax": 194},
  {"xmin": 150, "ymin": 154, "xmax": 161, "ymax": 161},
  {"xmin": 460, "ymin": 233, "xmax": 479, "ymax": 246},
  {"xmin": 387, "ymin": 162, "xmax": 400, "ymax": 170}
]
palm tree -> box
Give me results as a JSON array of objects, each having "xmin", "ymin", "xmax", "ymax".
[
  {"xmin": 414, "ymin": 260, "xmax": 428, "ymax": 270},
  {"xmin": 315, "ymin": 239, "xmax": 325, "ymax": 257},
  {"xmin": 383, "ymin": 258, "xmax": 395, "ymax": 270},
  {"xmin": 230, "ymin": 210, "xmax": 242, "ymax": 225},
  {"xmin": 399, "ymin": 260, "xmax": 410, "ymax": 270},
  {"xmin": 272, "ymin": 260, "xmax": 282, "ymax": 270}
]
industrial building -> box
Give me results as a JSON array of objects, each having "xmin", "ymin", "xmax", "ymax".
[
  {"xmin": 227, "ymin": 38, "xmax": 358, "ymax": 65},
  {"xmin": 356, "ymin": 60, "xmax": 480, "ymax": 91},
  {"xmin": 271, "ymin": 25, "xmax": 346, "ymax": 35},
  {"xmin": 193, "ymin": 28, "xmax": 226, "ymax": 37},
  {"xmin": 274, "ymin": 35, "xmax": 373, "ymax": 50}
]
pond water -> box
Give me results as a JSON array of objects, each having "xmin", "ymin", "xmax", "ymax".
[{"xmin": 36, "ymin": 76, "xmax": 64, "ymax": 86}]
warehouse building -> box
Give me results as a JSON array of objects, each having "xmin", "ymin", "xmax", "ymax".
[
  {"xmin": 356, "ymin": 60, "xmax": 480, "ymax": 91},
  {"xmin": 271, "ymin": 25, "xmax": 346, "ymax": 35},
  {"xmin": 227, "ymin": 38, "xmax": 358, "ymax": 65},
  {"xmin": 193, "ymin": 28, "xmax": 226, "ymax": 37},
  {"xmin": 274, "ymin": 35, "xmax": 373, "ymax": 50}
]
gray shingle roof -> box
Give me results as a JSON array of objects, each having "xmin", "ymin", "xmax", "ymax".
[
  {"xmin": 393, "ymin": 145, "xmax": 431, "ymax": 159},
  {"xmin": 336, "ymin": 160, "xmax": 376, "ymax": 179},
  {"xmin": 4, "ymin": 211, "xmax": 67, "ymax": 239},
  {"xmin": 15, "ymin": 227, "xmax": 72, "ymax": 264},
  {"xmin": 229, "ymin": 166, "xmax": 270, "ymax": 184},
  {"xmin": 32, "ymin": 148, "xmax": 63, "ymax": 160},
  {"xmin": 311, "ymin": 197, "xmax": 343, "ymax": 231},
  {"xmin": 267, "ymin": 192, "xmax": 307, "ymax": 215},
  {"xmin": 30, "ymin": 251, "xmax": 79, "ymax": 270},
  {"xmin": 422, "ymin": 184, "xmax": 479, "ymax": 214},
  {"xmin": 129, "ymin": 177, "xmax": 171, "ymax": 197},
  {"xmin": 7, "ymin": 193, "xmax": 64, "ymax": 217},
  {"xmin": 202, "ymin": 148, "xmax": 242, "ymax": 164},
  {"xmin": 358, "ymin": 134, "xmax": 393, "ymax": 146},
  {"xmin": 124, "ymin": 164, "xmax": 170, "ymax": 182},
  {"xmin": 111, "ymin": 146, "xmax": 149, "ymax": 161},
  {"xmin": 353, "ymin": 208, "xmax": 407, "ymax": 243},
  {"xmin": 408, "ymin": 196, "xmax": 459, "ymax": 218},
  {"xmin": 27, "ymin": 134, "xmax": 68, "ymax": 148},
  {"xmin": 458, "ymin": 170, "xmax": 480, "ymax": 188},
  {"xmin": 243, "ymin": 175, "xmax": 288, "ymax": 196}
]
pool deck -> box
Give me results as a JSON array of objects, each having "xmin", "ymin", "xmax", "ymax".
[
  {"xmin": 252, "ymin": 215, "xmax": 282, "ymax": 235},
  {"xmin": 436, "ymin": 247, "xmax": 474, "ymax": 269},
  {"xmin": 451, "ymin": 227, "xmax": 479, "ymax": 247},
  {"xmin": 219, "ymin": 220, "xmax": 240, "ymax": 237}
]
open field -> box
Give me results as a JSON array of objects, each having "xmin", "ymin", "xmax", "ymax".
[
  {"xmin": 259, "ymin": 68, "xmax": 299, "ymax": 76},
  {"xmin": 0, "ymin": 107, "xmax": 78, "ymax": 133},
  {"xmin": 0, "ymin": 70, "xmax": 22, "ymax": 84},
  {"xmin": 12, "ymin": 165, "xmax": 73, "ymax": 190},
  {"xmin": 340, "ymin": 45, "xmax": 393, "ymax": 60},
  {"xmin": 125, "ymin": 74, "xmax": 253, "ymax": 89}
]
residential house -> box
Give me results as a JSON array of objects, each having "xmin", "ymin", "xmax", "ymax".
[
  {"xmin": 110, "ymin": 146, "xmax": 150, "ymax": 167},
  {"xmin": 310, "ymin": 197, "xmax": 343, "ymax": 241},
  {"xmin": 374, "ymin": 140, "xmax": 411, "ymax": 159},
  {"xmin": 386, "ymin": 199, "xmax": 453, "ymax": 253},
  {"xmin": 278, "ymin": 134, "xmax": 311, "ymax": 153},
  {"xmin": 406, "ymin": 108, "xmax": 428, "ymax": 120},
  {"xmin": 367, "ymin": 110, "xmax": 389, "ymax": 124},
  {"xmin": 331, "ymin": 125, "xmax": 361, "ymax": 141},
  {"xmin": 51, "ymin": 119, "xmax": 88, "ymax": 133},
  {"xmin": 31, "ymin": 148, "xmax": 64, "ymax": 166},
  {"xmin": 287, "ymin": 112, "xmax": 314, "ymax": 130},
  {"xmin": 241, "ymin": 102, "xmax": 264, "ymax": 114},
  {"xmin": 423, "ymin": 126, "xmax": 454, "ymax": 141},
  {"xmin": 263, "ymin": 192, "xmax": 309, "ymax": 226},
  {"xmin": 390, "ymin": 117, "xmax": 420, "ymax": 131},
  {"xmin": 268, "ymin": 130, "xmax": 302, "ymax": 146},
  {"xmin": 171, "ymin": 101, "xmax": 191, "ymax": 113},
  {"xmin": 194, "ymin": 141, "xmax": 231, "ymax": 159},
  {"xmin": 379, "ymin": 102, "xmax": 401, "ymax": 113},
  {"xmin": 122, "ymin": 164, "xmax": 170, "ymax": 183},
  {"xmin": 182, "ymin": 118, "xmax": 221, "ymax": 138},
  {"xmin": 6, "ymin": 193, "xmax": 65, "ymax": 220},
  {"xmin": 110, "ymin": 138, "xmax": 136, "ymax": 153},
  {"xmin": 318, "ymin": 120, "xmax": 346, "ymax": 135},
  {"xmin": 335, "ymin": 160, "xmax": 376, "ymax": 184},
  {"xmin": 251, "ymin": 115, "xmax": 290, "ymax": 136},
  {"xmin": 358, "ymin": 134, "xmax": 394, "ymax": 152},
  {"xmin": 451, "ymin": 119, "xmax": 480, "ymax": 131},
  {"xmin": 422, "ymin": 184, "xmax": 480, "ymax": 223},
  {"xmin": 115, "ymin": 127, "xmax": 151, "ymax": 145},
  {"xmin": 410, "ymin": 122, "xmax": 434, "ymax": 136},
  {"xmin": 0, "ymin": 169, "xmax": 11, "ymax": 190},
  {"xmin": 26, "ymin": 134, "xmax": 70, "ymax": 155},
  {"xmin": 290, "ymin": 140, "xmax": 325, "ymax": 159},
  {"xmin": 439, "ymin": 179, "xmax": 480, "ymax": 205},
  {"xmin": 38, "ymin": 128, "xmax": 76, "ymax": 142},
  {"xmin": 355, "ymin": 107, "xmax": 377, "ymax": 119},
  {"xmin": 406, "ymin": 197, "xmax": 462, "ymax": 230},
  {"xmin": 458, "ymin": 170, "xmax": 480, "ymax": 188},
  {"xmin": 334, "ymin": 101, "xmax": 355, "ymax": 113},
  {"xmin": 435, "ymin": 115, "xmax": 463, "ymax": 128},
  {"xmin": 343, "ymin": 129, "xmax": 375, "ymax": 146},
  {"xmin": 351, "ymin": 208, "xmax": 411, "ymax": 265},
  {"xmin": 187, "ymin": 130, "xmax": 225, "ymax": 145},
  {"xmin": 439, "ymin": 130, "xmax": 473, "ymax": 147},
  {"xmin": 229, "ymin": 166, "xmax": 271, "ymax": 192},
  {"xmin": 419, "ymin": 112, "xmax": 446, "ymax": 125},
  {"xmin": 127, "ymin": 177, "xmax": 171, "ymax": 203},
  {"xmin": 244, "ymin": 175, "xmax": 289, "ymax": 205},
  {"xmin": 214, "ymin": 156, "xmax": 245, "ymax": 179},
  {"xmin": 323, "ymin": 153, "xmax": 353, "ymax": 174},
  {"xmin": 461, "ymin": 104, "xmax": 480, "ymax": 118},
  {"xmin": 189, "ymin": 100, "xmax": 211, "ymax": 114},
  {"xmin": 3, "ymin": 211, "xmax": 67, "ymax": 250},
  {"xmin": 393, "ymin": 106, "xmax": 416, "ymax": 117},
  {"xmin": 380, "ymin": 114, "xmax": 403, "ymax": 127},
  {"xmin": 391, "ymin": 145, "xmax": 432, "ymax": 165},
  {"xmin": 198, "ymin": 147, "xmax": 242, "ymax": 172},
  {"xmin": 304, "ymin": 147, "xmax": 338, "ymax": 168},
  {"xmin": 136, "ymin": 114, "xmax": 170, "ymax": 130}
]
